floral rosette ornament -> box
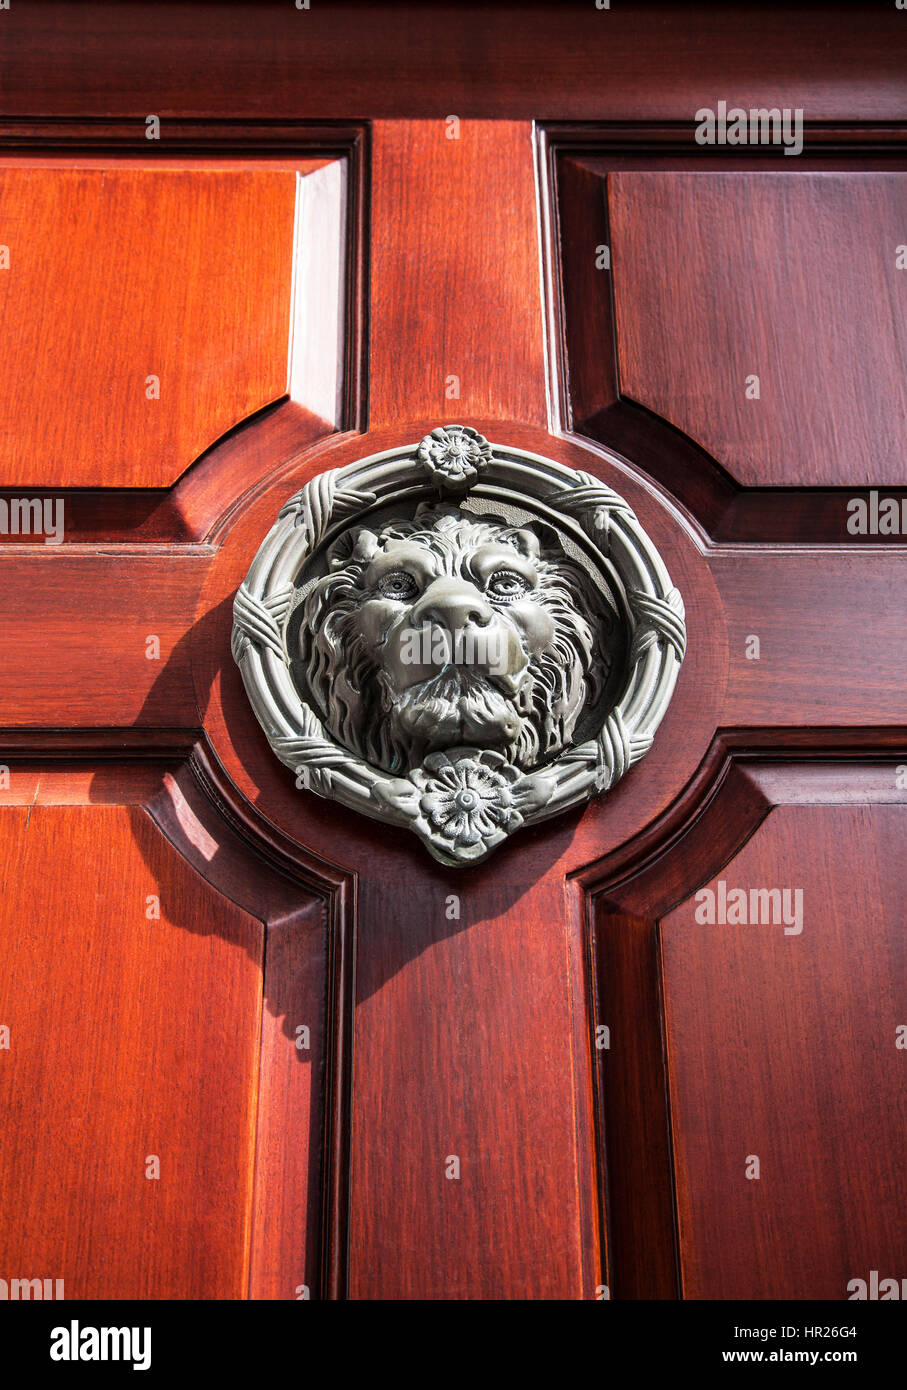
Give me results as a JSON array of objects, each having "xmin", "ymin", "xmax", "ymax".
[
  {"xmin": 416, "ymin": 424, "xmax": 493, "ymax": 494},
  {"xmin": 412, "ymin": 750, "xmax": 524, "ymax": 861},
  {"xmin": 371, "ymin": 749, "xmax": 555, "ymax": 866}
]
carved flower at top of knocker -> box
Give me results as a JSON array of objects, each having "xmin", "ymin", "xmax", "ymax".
[
  {"xmin": 232, "ymin": 427, "xmax": 686, "ymax": 865},
  {"xmin": 416, "ymin": 424, "xmax": 493, "ymax": 494}
]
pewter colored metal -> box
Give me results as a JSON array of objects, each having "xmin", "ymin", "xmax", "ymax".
[{"xmin": 233, "ymin": 426, "xmax": 686, "ymax": 866}]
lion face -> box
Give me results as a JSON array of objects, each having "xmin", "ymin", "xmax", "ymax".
[{"xmin": 296, "ymin": 507, "xmax": 611, "ymax": 775}]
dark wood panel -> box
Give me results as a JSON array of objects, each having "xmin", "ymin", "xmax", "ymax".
[
  {"xmin": 712, "ymin": 551, "xmax": 907, "ymax": 728},
  {"xmin": 0, "ymin": 803, "xmax": 263, "ymax": 1298},
  {"xmin": 588, "ymin": 761, "xmax": 907, "ymax": 1299},
  {"xmin": 549, "ymin": 144, "xmax": 907, "ymax": 544},
  {"xmin": 588, "ymin": 760, "xmax": 773, "ymax": 1298},
  {"xmin": 714, "ymin": 488, "xmax": 907, "ymax": 546},
  {"xmin": 369, "ymin": 122, "xmax": 547, "ymax": 429},
  {"xmin": 588, "ymin": 909, "xmax": 678, "ymax": 1300},
  {"xmin": 248, "ymin": 902, "xmax": 331, "ymax": 1301},
  {"xmin": 661, "ymin": 802, "xmax": 907, "ymax": 1299},
  {"xmin": 2, "ymin": 3, "xmax": 904, "ymax": 121},
  {"xmin": 549, "ymin": 153, "xmax": 617, "ymax": 435},
  {"xmin": 609, "ymin": 172, "xmax": 907, "ymax": 488}
]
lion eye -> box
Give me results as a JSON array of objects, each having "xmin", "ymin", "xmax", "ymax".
[
  {"xmin": 378, "ymin": 570, "xmax": 419, "ymax": 602},
  {"xmin": 486, "ymin": 569, "xmax": 529, "ymax": 603}
]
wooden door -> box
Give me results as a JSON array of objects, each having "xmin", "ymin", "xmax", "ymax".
[{"xmin": 0, "ymin": 3, "xmax": 904, "ymax": 1302}]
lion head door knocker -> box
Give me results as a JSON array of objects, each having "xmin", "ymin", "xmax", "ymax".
[{"xmin": 232, "ymin": 426, "xmax": 686, "ymax": 866}]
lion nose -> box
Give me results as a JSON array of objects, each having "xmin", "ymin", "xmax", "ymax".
[{"xmin": 411, "ymin": 579, "xmax": 492, "ymax": 631}]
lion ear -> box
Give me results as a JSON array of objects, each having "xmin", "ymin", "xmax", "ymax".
[
  {"xmin": 327, "ymin": 527, "xmax": 379, "ymax": 570},
  {"xmin": 504, "ymin": 522, "xmax": 560, "ymax": 560},
  {"xmin": 413, "ymin": 501, "xmax": 460, "ymax": 527}
]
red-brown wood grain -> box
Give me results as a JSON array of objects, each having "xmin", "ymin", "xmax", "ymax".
[
  {"xmin": 0, "ymin": 550, "xmax": 212, "ymax": 727},
  {"xmin": 661, "ymin": 802, "xmax": 907, "ymax": 1300},
  {"xmin": 588, "ymin": 759, "xmax": 773, "ymax": 1298},
  {"xmin": 188, "ymin": 412, "xmax": 725, "ymax": 1300},
  {"xmin": 145, "ymin": 763, "xmax": 347, "ymax": 1300},
  {"xmin": 713, "ymin": 550, "xmax": 907, "ymax": 728},
  {"xmin": 3, "ymin": 3, "xmax": 905, "ymax": 123},
  {"xmin": 369, "ymin": 121, "xmax": 548, "ymax": 429},
  {"xmin": 0, "ymin": 167, "xmax": 297, "ymax": 486},
  {"xmin": 549, "ymin": 138, "xmax": 907, "ymax": 545},
  {"xmin": 348, "ymin": 871, "xmax": 599, "ymax": 1300},
  {"xmin": 0, "ymin": 803, "xmax": 263, "ymax": 1298},
  {"xmin": 609, "ymin": 172, "xmax": 907, "ymax": 488},
  {"xmin": 588, "ymin": 759, "xmax": 907, "ymax": 1300}
]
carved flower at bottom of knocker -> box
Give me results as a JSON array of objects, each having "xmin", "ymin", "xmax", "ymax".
[
  {"xmin": 371, "ymin": 749, "xmax": 556, "ymax": 864},
  {"xmin": 414, "ymin": 750, "xmax": 522, "ymax": 856}
]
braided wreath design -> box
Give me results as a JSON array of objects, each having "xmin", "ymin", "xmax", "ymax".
[{"xmin": 232, "ymin": 427, "xmax": 686, "ymax": 866}]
